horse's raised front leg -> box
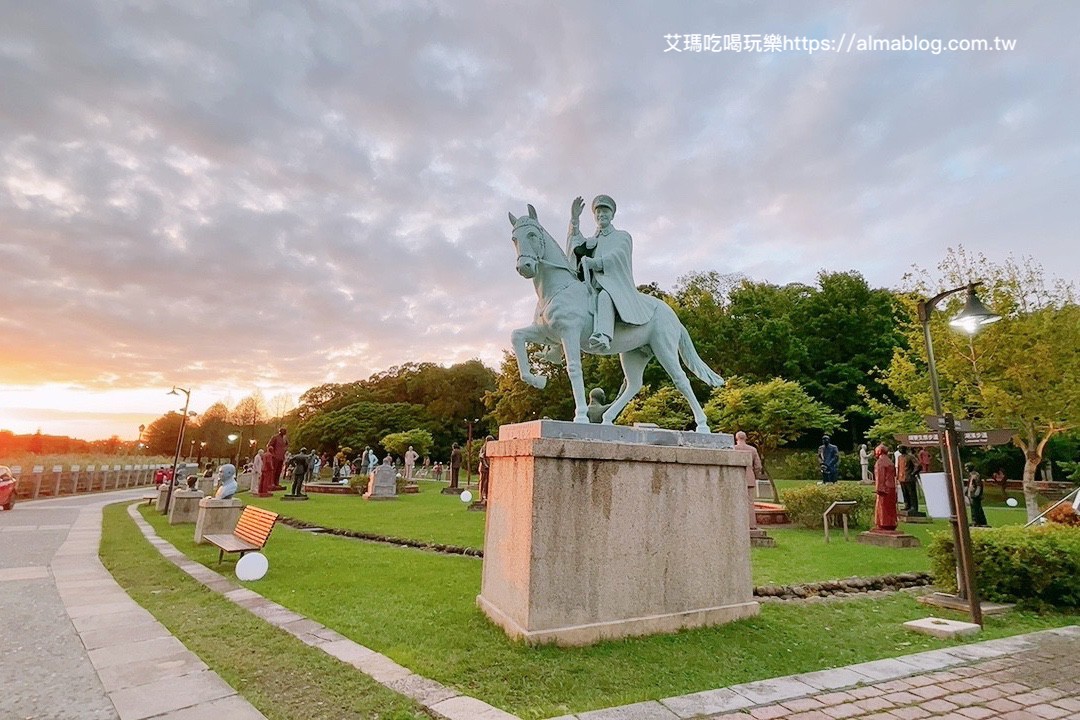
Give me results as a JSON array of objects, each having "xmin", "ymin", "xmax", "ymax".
[
  {"xmin": 511, "ymin": 325, "xmax": 549, "ymax": 390},
  {"xmin": 602, "ymin": 348, "xmax": 649, "ymax": 424},
  {"xmin": 560, "ymin": 333, "xmax": 589, "ymax": 423}
]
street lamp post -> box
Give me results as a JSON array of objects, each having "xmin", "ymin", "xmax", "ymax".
[
  {"xmin": 228, "ymin": 432, "xmax": 242, "ymax": 469},
  {"xmin": 188, "ymin": 439, "xmax": 196, "ymax": 460},
  {"xmin": 166, "ymin": 386, "xmax": 192, "ymax": 514},
  {"xmin": 464, "ymin": 418, "xmax": 480, "ymax": 486},
  {"xmin": 197, "ymin": 441, "xmax": 206, "ymax": 465},
  {"xmin": 917, "ymin": 282, "xmax": 1001, "ymax": 626}
]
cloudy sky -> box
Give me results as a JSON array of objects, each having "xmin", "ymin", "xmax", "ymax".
[{"xmin": 1, "ymin": 1, "xmax": 1077, "ymax": 440}]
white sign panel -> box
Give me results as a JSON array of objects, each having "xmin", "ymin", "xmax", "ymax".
[{"xmin": 919, "ymin": 472, "xmax": 952, "ymax": 519}]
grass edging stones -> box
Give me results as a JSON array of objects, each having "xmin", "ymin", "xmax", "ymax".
[{"xmin": 99, "ymin": 502, "xmax": 429, "ymax": 720}]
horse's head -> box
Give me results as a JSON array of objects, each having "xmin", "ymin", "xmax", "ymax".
[{"xmin": 508, "ymin": 204, "xmax": 547, "ymax": 279}]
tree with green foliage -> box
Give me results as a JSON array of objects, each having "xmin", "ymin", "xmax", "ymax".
[
  {"xmin": 704, "ymin": 376, "xmax": 844, "ymax": 456},
  {"xmin": 295, "ymin": 402, "xmax": 430, "ymax": 457},
  {"xmin": 380, "ymin": 429, "xmax": 434, "ymax": 460},
  {"xmin": 880, "ymin": 248, "xmax": 1080, "ymax": 521},
  {"xmin": 617, "ymin": 385, "xmax": 694, "ymax": 430}
]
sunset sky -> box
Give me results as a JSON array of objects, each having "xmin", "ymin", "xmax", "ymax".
[{"xmin": 2, "ymin": 2, "xmax": 1077, "ymax": 441}]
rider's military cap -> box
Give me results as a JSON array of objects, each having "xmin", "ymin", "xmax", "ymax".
[{"xmin": 591, "ymin": 194, "xmax": 616, "ymax": 213}]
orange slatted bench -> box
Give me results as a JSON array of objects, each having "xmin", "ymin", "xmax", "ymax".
[{"xmin": 204, "ymin": 505, "xmax": 279, "ymax": 564}]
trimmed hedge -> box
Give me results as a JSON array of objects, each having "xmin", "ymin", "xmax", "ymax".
[
  {"xmin": 928, "ymin": 525, "xmax": 1080, "ymax": 607},
  {"xmin": 781, "ymin": 483, "xmax": 876, "ymax": 529}
]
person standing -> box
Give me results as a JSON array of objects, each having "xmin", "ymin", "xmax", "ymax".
[
  {"xmin": 732, "ymin": 431, "xmax": 764, "ymax": 531},
  {"xmin": 266, "ymin": 427, "xmax": 289, "ymax": 489},
  {"xmin": 404, "ymin": 445, "xmax": 419, "ymax": 480},
  {"xmin": 897, "ymin": 447, "xmax": 917, "ymax": 513},
  {"xmin": 873, "ymin": 444, "xmax": 898, "ymax": 531},
  {"xmin": 966, "ymin": 463, "xmax": 989, "ymax": 527},
  {"xmin": 565, "ymin": 194, "xmax": 655, "ymax": 352},
  {"xmin": 818, "ymin": 435, "xmax": 839, "ymax": 484}
]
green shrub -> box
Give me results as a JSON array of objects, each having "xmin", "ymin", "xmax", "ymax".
[
  {"xmin": 769, "ymin": 451, "xmax": 818, "ymax": 481},
  {"xmin": 780, "ymin": 483, "xmax": 876, "ymax": 529},
  {"xmin": 769, "ymin": 450, "xmax": 861, "ymax": 481},
  {"xmin": 928, "ymin": 525, "xmax": 1080, "ymax": 607}
]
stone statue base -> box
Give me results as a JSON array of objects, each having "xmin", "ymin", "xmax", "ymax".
[
  {"xmin": 194, "ymin": 498, "xmax": 244, "ymax": 544},
  {"xmin": 749, "ymin": 528, "xmax": 776, "ymax": 548},
  {"xmin": 402, "ymin": 483, "xmax": 420, "ymax": 494},
  {"xmin": 857, "ymin": 529, "xmax": 921, "ymax": 548},
  {"xmin": 441, "ymin": 486, "xmax": 464, "ymax": 495},
  {"xmin": 898, "ymin": 510, "xmax": 930, "ymax": 523},
  {"xmin": 467, "ymin": 500, "xmax": 487, "ymax": 512},
  {"xmin": 167, "ymin": 489, "xmax": 203, "ymax": 525},
  {"xmin": 478, "ymin": 421, "xmax": 757, "ymax": 647},
  {"xmin": 281, "ymin": 494, "xmax": 309, "ymax": 501}
]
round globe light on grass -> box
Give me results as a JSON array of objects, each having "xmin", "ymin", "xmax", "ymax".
[
  {"xmin": 236, "ymin": 552, "xmax": 269, "ymax": 581},
  {"xmin": 460, "ymin": 490, "xmax": 473, "ymax": 504},
  {"xmin": 1006, "ymin": 497, "xmax": 1018, "ymax": 508}
]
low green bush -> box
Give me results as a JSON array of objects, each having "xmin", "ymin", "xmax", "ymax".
[
  {"xmin": 769, "ymin": 450, "xmax": 861, "ymax": 481},
  {"xmin": 928, "ymin": 525, "xmax": 1080, "ymax": 607},
  {"xmin": 781, "ymin": 483, "xmax": 876, "ymax": 529}
]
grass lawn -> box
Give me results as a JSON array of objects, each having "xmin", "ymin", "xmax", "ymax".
[
  {"xmin": 243, "ymin": 480, "xmax": 1033, "ymax": 586},
  {"xmin": 245, "ymin": 484, "xmax": 486, "ymax": 548},
  {"xmin": 98, "ymin": 504, "xmax": 427, "ymax": 720},
  {"xmin": 130, "ymin": 503, "xmax": 1080, "ymax": 719}
]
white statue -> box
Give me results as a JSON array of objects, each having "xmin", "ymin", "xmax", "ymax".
[
  {"xmin": 508, "ymin": 199, "xmax": 724, "ymax": 431},
  {"xmin": 404, "ymin": 446, "xmax": 419, "ymax": 479}
]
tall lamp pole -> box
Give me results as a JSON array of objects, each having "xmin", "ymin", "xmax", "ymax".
[
  {"xmin": 917, "ymin": 282, "xmax": 1001, "ymax": 626},
  {"xmin": 228, "ymin": 432, "xmax": 242, "ymax": 469},
  {"xmin": 166, "ymin": 386, "xmax": 192, "ymax": 514}
]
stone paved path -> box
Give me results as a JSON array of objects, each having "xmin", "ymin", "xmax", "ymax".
[{"xmin": 0, "ymin": 489, "xmax": 266, "ymax": 720}]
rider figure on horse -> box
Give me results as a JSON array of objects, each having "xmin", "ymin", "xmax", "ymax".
[{"xmin": 566, "ymin": 194, "xmax": 655, "ymax": 352}]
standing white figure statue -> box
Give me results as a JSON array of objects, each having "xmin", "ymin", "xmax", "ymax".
[
  {"xmin": 508, "ymin": 199, "xmax": 724, "ymax": 431},
  {"xmin": 404, "ymin": 445, "xmax": 419, "ymax": 480}
]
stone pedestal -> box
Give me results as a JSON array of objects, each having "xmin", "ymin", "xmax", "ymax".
[
  {"xmin": 857, "ymin": 529, "xmax": 921, "ymax": 548},
  {"xmin": 403, "ymin": 483, "xmax": 420, "ymax": 494},
  {"xmin": 478, "ymin": 421, "xmax": 758, "ymax": 647},
  {"xmin": 749, "ymin": 528, "xmax": 776, "ymax": 547},
  {"xmin": 155, "ymin": 484, "xmax": 171, "ymax": 513},
  {"xmin": 364, "ymin": 466, "xmax": 397, "ymax": 500},
  {"xmin": 441, "ymin": 486, "xmax": 464, "ymax": 495},
  {"xmin": 168, "ymin": 490, "xmax": 204, "ymax": 525},
  {"xmin": 468, "ymin": 500, "xmax": 487, "ymax": 512},
  {"xmin": 194, "ymin": 498, "xmax": 244, "ymax": 544},
  {"xmin": 197, "ymin": 476, "xmax": 214, "ymax": 497},
  {"xmin": 899, "ymin": 510, "xmax": 930, "ymax": 524}
]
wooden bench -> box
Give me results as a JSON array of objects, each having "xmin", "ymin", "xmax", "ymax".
[{"xmin": 204, "ymin": 505, "xmax": 279, "ymax": 563}]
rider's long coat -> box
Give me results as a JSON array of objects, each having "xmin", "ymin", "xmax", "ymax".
[{"xmin": 566, "ymin": 225, "xmax": 654, "ymax": 325}]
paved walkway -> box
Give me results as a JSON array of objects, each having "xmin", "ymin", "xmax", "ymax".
[
  {"xmin": 0, "ymin": 489, "xmax": 266, "ymax": 720},
  {"xmin": 4, "ymin": 490, "xmax": 1080, "ymax": 720}
]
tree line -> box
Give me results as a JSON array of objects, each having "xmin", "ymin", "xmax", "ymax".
[{"xmin": 134, "ymin": 250, "xmax": 1079, "ymax": 514}]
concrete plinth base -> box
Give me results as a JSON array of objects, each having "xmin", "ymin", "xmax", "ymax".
[
  {"xmin": 857, "ymin": 529, "xmax": 921, "ymax": 548},
  {"xmin": 194, "ymin": 498, "xmax": 244, "ymax": 544},
  {"xmin": 904, "ymin": 617, "xmax": 981, "ymax": 639},
  {"xmin": 899, "ymin": 511, "xmax": 931, "ymax": 524},
  {"xmin": 441, "ymin": 486, "xmax": 464, "ymax": 495},
  {"xmin": 403, "ymin": 483, "xmax": 420, "ymax": 494},
  {"xmin": 468, "ymin": 500, "xmax": 487, "ymax": 512},
  {"xmin": 917, "ymin": 592, "xmax": 1014, "ymax": 616},
  {"xmin": 155, "ymin": 484, "xmax": 171, "ymax": 513},
  {"xmin": 281, "ymin": 494, "xmax": 309, "ymax": 501},
  {"xmin": 749, "ymin": 529, "xmax": 776, "ymax": 547},
  {"xmin": 168, "ymin": 490, "xmax": 203, "ymax": 524},
  {"xmin": 479, "ymin": 422, "xmax": 758, "ymax": 647}
]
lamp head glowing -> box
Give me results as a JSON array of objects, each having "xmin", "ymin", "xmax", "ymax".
[{"xmin": 949, "ymin": 284, "xmax": 1002, "ymax": 335}]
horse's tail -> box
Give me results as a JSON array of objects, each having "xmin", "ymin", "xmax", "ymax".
[{"xmin": 678, "ymin": 325, "xmax": 725, "ymax": 387}]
